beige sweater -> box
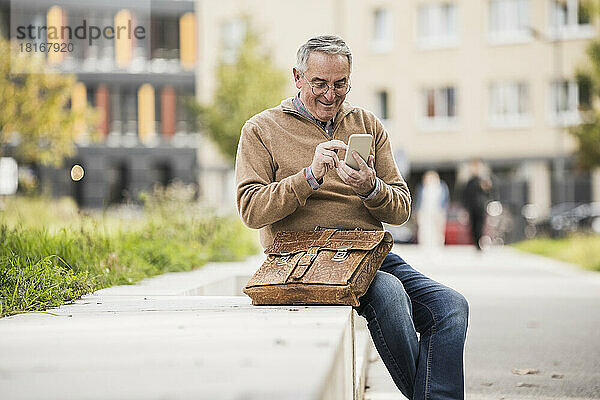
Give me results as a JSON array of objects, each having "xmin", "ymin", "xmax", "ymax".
[{"xmin": 235, "ymin": 97, "xmax": 412, "ymax": 249}]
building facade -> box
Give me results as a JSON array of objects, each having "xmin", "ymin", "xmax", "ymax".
[
  {"xmin": 196, "ymin": 0, "xmax": 600, "ymax": 221},
  {"xmin": 1, "ymin": 0, "xmax": 204, "ymax": 208},
  {"xmin": 3, "ymin": 0, "xmax": 598, "ymax": 216}
]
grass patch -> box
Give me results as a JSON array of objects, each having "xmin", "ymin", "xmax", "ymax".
[
  {"xmin": 0, "ymin": 185, "xmax": 260, "ymax": 317},
  {"xmin": 0, "ymin": 254, "xmax": 92, "ymax": 317},
  {"xmin": 512, "ymin": 234, "xmax": 600, "ymax": 272}
]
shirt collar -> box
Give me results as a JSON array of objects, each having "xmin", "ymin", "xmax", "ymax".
[
  {"xmin": 292, "ymin": 92, "xmax": 335, "ymax": 125},
  {"xmin": 281, "ymin": 95, "xmax": 354, "ymax": 124}
]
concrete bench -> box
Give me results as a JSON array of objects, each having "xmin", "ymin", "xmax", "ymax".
[{"xmin": 0, "ymin": 256, "xmax": 374, "ymax": 400}]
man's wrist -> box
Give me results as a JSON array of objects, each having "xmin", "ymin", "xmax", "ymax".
[
  {"xmin": 357, "ymin": 178, "xmax": 380, "ymax": 201},
  {"xmin": 357, "ymin": 183, "xmax": 375, "ymax": 197},
  {"xmin": 311, "ymin": 166, "xmax": 325, "ymax": 182},
  {"xmin": 305, "ymin": 166, "xmax": 323, "ymax": 190}
]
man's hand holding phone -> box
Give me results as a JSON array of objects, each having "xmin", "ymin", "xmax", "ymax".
[
  {"xmin": 337, "ymin": 151, "xmax": 376, "ymax": 197},
  {"xmin": 309, "ymin": 136, "xmax": 376, "ymax": 197}
]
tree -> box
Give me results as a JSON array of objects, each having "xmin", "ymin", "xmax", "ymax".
[
  {"xmin": 189, "ymin": 31, "xmax": 286, "ymax": 163},
  {"xmin": 0, "ymin": 39, "xmax": 94, "ymax": 167},
  {"xmin": 569, "ymin": 1, "xmax": 600, "ymax": 168}
]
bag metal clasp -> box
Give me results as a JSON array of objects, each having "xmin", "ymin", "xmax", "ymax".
[{"xmin": 331, "ymin": 245, "xmax": 351, "ymax": 261}]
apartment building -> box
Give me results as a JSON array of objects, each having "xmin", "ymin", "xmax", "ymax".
[
  {"xmin": 196, "ymin": 0, "xmax": 600, "ymax": 219},
  {"xmin": 2, "ymin": 0, "xmax": 202, "ymax": 208},
  {"xmin": 3, "ymin": 0, "xmax": 597, "ymax": 215}
]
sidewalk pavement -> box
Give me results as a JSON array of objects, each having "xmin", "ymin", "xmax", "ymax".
[
  {"xmin": 1, "ymin": 244, "xmax": 599, "ymax": 400},
  {"xmin": 364, "ymin": 244, "xmax": 600, "ymax": 400}
]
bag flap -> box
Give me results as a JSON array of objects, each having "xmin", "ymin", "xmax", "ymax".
[{"xmin": 264, "ymin": 230, "xmax": 390, "ymax": 254}]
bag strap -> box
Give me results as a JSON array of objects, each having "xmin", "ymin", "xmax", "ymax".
[
  {"xmin": 289, "ymin": 229, "xmax": 337, "ymax": 280},
  {"xmin": 312, "ymin": 228, "xmax": 337, "ymax": 247}
]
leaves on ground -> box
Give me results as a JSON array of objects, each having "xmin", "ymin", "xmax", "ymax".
[
  {"xmin": 512, "ymin": 368, "xmax": 540, "ymax": 375},
  {"xmin": 516, "ymin": 382, "xmax": 539, "ymax": 388}
]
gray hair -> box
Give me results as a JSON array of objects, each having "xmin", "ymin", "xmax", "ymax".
[{"xmin": 295, "ymin": 35, "xmax": 352, "ymax": 73}]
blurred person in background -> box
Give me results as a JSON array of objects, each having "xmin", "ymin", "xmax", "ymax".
[
  {"xmin": 416, "ymin": 170, "xmax": 449, "ymax": 248},
  {"xmin": 236, "ymin": 34, "xmax": 469, "ymax": 400},
  {"xmin": 462, "ymin": 159, "xmax": 492, "ymax": 250}
]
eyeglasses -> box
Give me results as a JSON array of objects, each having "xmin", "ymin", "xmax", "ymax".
[{"xmin": 301, "ymin": 73, "xmax": 351, "ymax": 97}]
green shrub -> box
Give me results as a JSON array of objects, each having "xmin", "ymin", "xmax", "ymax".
[{"xmin": 0, "ymin": 187, "xmax": 260, "ymax": 317}]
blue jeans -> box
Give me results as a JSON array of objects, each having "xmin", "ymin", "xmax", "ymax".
[{"xmin": 354, "ymin": 252, "xmax": 469, "ymax": 400}]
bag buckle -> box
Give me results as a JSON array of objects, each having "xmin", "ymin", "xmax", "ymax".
[
  {"xmin": 277, "ymin": 249, "xmax": 294, "ymax": 265},
  {"xmin": 331, "ymin": 246, "xmax": 351, "ymax": 261}
]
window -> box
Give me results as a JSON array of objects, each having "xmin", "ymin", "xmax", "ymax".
[
  {"xmin": 489, "ymin": 0, "xmax": 530, "ymax": 43},
  {"xmin": 0, "ymin": 4, "xmax": 10, "ymax": 39},
  {"xmin": 98, "ymin": 14, "xmax": 116, "ymax": 71},
  {"xmin": 122, "ymin": 89, "xmax": 138, "ymax": 135},
  {"xmin": 86, "ymin": 86, "xmax": 96, "ymax": 108},
  {"xmin": 109, "ymin": 88, "xmax": 122, "ymax": 134},
  {"xmin": 65, "ymin": 11, "xmax": 85, "ymax": 61},
  {"xmin": 31, "ymin": 13, "xmax": 45, "ymax": 48},
  {"xmin": 577, "ymin": 74, "xmax": 593, "ymax": 109},
  {"xmin": 417, "ymin": 3, "xmax": 459, "ymax": 49},
  {"xmin": 176, "ymin": 95, "xmax": 191, "ymax": 133},
  {"xmin": 420, "ymin": 86, "xmax": 457, "ymax": 131},
  {"xmin": 550, "ymin": 0, "xmax": 594, "ymax": 38},
  {"xmin": 489, "ymin": 82, "xmax": 530, "ymax": 128},
  {"xmin": 82, "ymin": 13, "xmax": 119, "ymax": 71},
  {"xmin": 372, "ymin": 9, "xmax": 393, "ymax": 53},
  {"xmin": 550, "ymin": 80, "xmax": 582, "ymax": 125},
  {"xmin": 376, "ymin": 90, "xmax": 389, "ymax": 120},
  {"xmin": 151, "ymin": 16, "xmax": 180, "ymax": 59}
]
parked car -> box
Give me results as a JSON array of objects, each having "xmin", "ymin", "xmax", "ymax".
[
  {"xmin": 444, "ymin": 203, "xmax": 472, "ymax": 245},
  {"xmin": 535, "ymin": 202, "xmax": 600, "ymax": 238},
  {"xmin": 444, "ymin": 201, "xmax": 514, "ymax": 246}
]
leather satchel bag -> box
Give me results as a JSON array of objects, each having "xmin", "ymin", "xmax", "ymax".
[{"xmin": 243, "ymin": 228, "xmax": 394, "ymax": 306}]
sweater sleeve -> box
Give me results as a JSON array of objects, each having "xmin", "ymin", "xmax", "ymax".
[
  {"xmin": 362, "ymin": 120, "xmax": 412, "ymax": 225},
  {"xmin": 235, "ymin": 121, "xmax": 314, "ymax": 229}
]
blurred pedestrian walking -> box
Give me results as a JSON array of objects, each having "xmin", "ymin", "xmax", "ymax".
[
  {"xmin": 462, "ymin": 159, "xmax": 492, "ymax": 250},
  {"xmin": 416, "ymin": 170, "xmax": 449, "ymax": 248}
]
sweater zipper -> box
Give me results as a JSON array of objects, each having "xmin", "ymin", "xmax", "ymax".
[{"xmin": 284, "ymin": 108, "xmax": 344, "ymax": 140}]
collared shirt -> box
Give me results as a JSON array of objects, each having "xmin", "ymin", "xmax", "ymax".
[
  {"xmin": 293, "ymin": 92, "xmax": 380, "ymax": 201},
  {"xmin": 292, "ymin": 93, "xmax": 334, "ymax": 137}
]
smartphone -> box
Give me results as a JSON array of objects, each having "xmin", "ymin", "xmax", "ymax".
[{"xmin": 344, "ymin": 134, "xmax": 373, "ymax": 170}]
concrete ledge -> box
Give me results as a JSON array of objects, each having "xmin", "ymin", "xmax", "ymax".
[
  {"xmin": 92, "ymin": 255, "xmax": 264, "ymax": 297},
  {"xmin": 0, "ymin": 256, "xmax": 367, "ymax": 400},
  {"xmin": 0, "ymin": 296, "xmax": 354, "ymax": 400},
  {"xmin": 354, "ymin": 317, "xmax": 373, "ymax": 400}
]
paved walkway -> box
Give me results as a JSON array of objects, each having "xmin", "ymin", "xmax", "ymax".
[
  {"xmin": 363, "ymin": 244, "xmax": 600, "ymax": 400},
  {"xmin": 2, "ymin": 244, "xmax": 599, "ymax": 399}
]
